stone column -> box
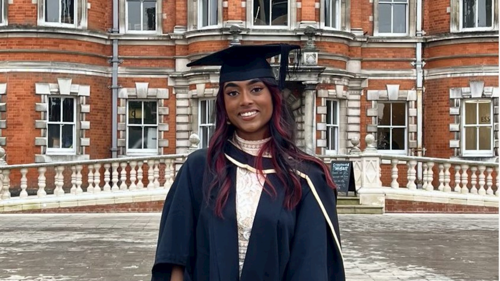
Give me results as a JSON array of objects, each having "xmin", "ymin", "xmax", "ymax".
[{"xmin": 303, "ymin": 83, "xmax": 317, "ymax": 155}]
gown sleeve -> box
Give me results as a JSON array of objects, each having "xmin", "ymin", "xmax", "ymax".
[
  {"xmin": 285, "ymin": 171, "xmax": 346, "ymax": 281},
  {"xmin": 151, "ymin": 155, "xmax": 200, "ymax": 281}
]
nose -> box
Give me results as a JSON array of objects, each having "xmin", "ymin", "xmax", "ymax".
[{"xmin": 239, "ymin": 90, "xmax": 253, "ymax": 106}]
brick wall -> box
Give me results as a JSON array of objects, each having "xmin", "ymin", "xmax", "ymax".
[{"xmin": 386, "ymin": 199, "xmax": 498, "ymax": 214}]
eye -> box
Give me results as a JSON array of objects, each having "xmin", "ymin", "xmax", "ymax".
[
  {"xmin": 226, "ymin": 90, "xmax": 238, "ymax": 97},
  {"xmin": 251, "ymin": 87, "xmax": 263, "ymax": 93}
]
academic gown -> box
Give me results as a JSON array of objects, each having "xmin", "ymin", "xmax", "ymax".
[{"xmin": 151, "ymin": 143, "xmax": 345, "ymax": 281}]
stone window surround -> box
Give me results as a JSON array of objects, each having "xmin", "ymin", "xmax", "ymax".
[
  {"xmin": 0, "ymin": 0, "xmax": 7, "ymax": 26},
  {"xmin": 119, "ymin": 0, "xmax": 163, "ymax": 34},
  {"xmin": 187, "ymin": 0, "xmax": 223, "ymax": 30},
  {"xmin": 35, "ymin": 78, "xmax": 91, "ymax": 163},
  {"xmin": 319, "ymin": 0, "xmax": 351, "ymax": 31},
  {"xmin": 0, "ymin": 83, "xmax": 5, "ymax": 147},
  {"xmin": 188, "ymin": 88, "xmax": 217, "ymax": 147},
  {"xmin": 449, "ymin": 81, "xmax": 499, "ymax": 159},
  {"xmin": 317, "ymin": 87, "xmax": 349, "ymax": 155},
  {"xmin": 117, "ymin": 83, "xmax": 170, "ymax": 156},
  {"xmin": 366, "ymin": 85, "xmax": 418, "ymax": 155},
  {"xmin": 372, "ymin": 0, "xmax": 416, "ymax": 37},
  {"xmin": 450, "ymin": 0, "xmax": 499, "ymax": 32},
  {"xmin": 37, "ymin": 0, "xmax": 88, "ymax": 29}
]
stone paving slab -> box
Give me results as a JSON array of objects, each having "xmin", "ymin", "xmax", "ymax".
[{"xmin": 0, "ymin": 214, "xmax": 497, "ymax": 281}]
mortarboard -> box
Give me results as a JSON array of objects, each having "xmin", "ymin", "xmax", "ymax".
[{"xmin": 186, "ymin": 44, "xmax": 301, "ymax": 90}]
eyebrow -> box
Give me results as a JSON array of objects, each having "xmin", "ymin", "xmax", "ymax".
[{"xmin": 224, "ymin": 79, "xmax": 263, "ymax": 90}]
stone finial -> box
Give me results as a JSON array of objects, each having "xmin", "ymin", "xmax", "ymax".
[
  {"xmin": 363, "ymin": 134, "xmax": 378, "ymax": 154},
  {"xmin": 349, "ymin": 137, "xmax": 361, "ymax": 155},
  {"xmin": 304, "ymin": 26, "xmax": 317, "ymax": 51},
  {"xmin": 229, "ymin": 25, "xmax": 242, "ymax": 46},
  {"xmin": 188, "ymin": 133, "xmax": 201, "ymax": 153}
]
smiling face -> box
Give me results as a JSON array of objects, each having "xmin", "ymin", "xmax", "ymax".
[{"xmin": 223, "ymin": 79, "xmax": 274, "ymax": 141}]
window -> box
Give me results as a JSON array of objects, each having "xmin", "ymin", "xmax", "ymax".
[
  {"xmin": 199, "ymin": 99, "xmax": 215, "ymax": 148},
  {"xmin": 324, "ymin": 0, "xmax": 340, "ymax": 29},
  {"xmin": 127, "ymin": 101, "xmax": 158, "ymax": 154},
  {"xmin": 253, "ymin": 0, "xmax": 288, "ymax": 26},
  {"xmin": 199, "ymin": 0, "xmax": 218, "ymax": 27},
  {"xmin": 0, "ymin": 0, "xmax": 5, "ymax": 25},
  {"xmin": 47, "ymin": 97, "xmax": 76, "ymax": 154},
  {"xmin": 44, "ymin": 0, "xmax": 76, "ymax": 25},
  {"xmin": 463, "ymin": 100, "xmax": 493, "ymax": 156},
  {"xmin": 461, "ymin": 0, "xmax": 493, "ymax": 30},
  {"xmin": 377, "ymin": 102, "xmax": 406, "ymax": 153},
  {"xmin": 377, "ymin": 0, "xmax": 408, "ymax": 34},
  {"xmin": 326, "ymin": 100, "xmax": 339, "ymax": 153},
  {"xmin": 127, "ymin": 0, "xmax": 156, "ymax": 32}
]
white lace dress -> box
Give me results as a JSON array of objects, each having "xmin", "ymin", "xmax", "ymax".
[{"xmin": 231, "ymin": 134, "xmax": 271, "ymax": 278}]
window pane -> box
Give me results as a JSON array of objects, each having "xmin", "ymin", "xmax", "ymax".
[
  {"xmin": 128, "ymin": 126, "xmax": 143, "ymax": 149},
  {"xmin": 61, "ymin": 124, "xmax": 73, "ymax": 148},
  {"xmin": 1, "ymin": 1, "xmax": 4, "ymax": 23},
  {"xmin": 49, "ymin": 98, "xmax": 61, "ymax": 122},
  {"xmin": 478, "ymin": 0, "xmax": 492, "ymax": 27},
  {"xmin": 392, "ymin": 103, "xmax": 406, "ymax": 126},
  {"xmin": 143, "ymin": 1, "xmax": 156, "ymax": 30},
  {"xmin": 478, "ymin": 126, "xmax": 491, "ymax": 150},
  {"xmin": 209, "ymin": 0, "xmax": 218, "ymax": 25},
  {"xmin": 327, "ymin": 127, "xmax": 337, "ymax": 150},
  {"xmin": 254, "ymin": 0, "xmax": 270, "ymax": 25},
  {"xmin": 465, "ymin": 127, "xmax": 477, "ymax": 150},
  {"xmin": 478, "ymin": 102, "xmax": 491, "ymax": 124},
  {"xmin": 271, "ymin": 0, "xmax": 287, "ymax": 25},
  {"xmin": 201, "ymin": 126, "xmax": 210, "ymax": 148},
  {"xmin": 48, "ymin": 124, "xmax": 61, "ymax": 148},
  {"xmin": 143, "ymin": 101, "xmax": 157, "ymax": 124},
  {"xmin": 128, "ymin": 101, "xmax": 142, "ymax": 124},
  {"xmin": 128, "ymin": 1, "xmax": 141, "ymax": 30},
  {"xmin": 200, "ymin": 100, "xmax": 208, "ymax": 124},
  {"xmin": 201, "ymin": 0, "xmax": 209, "ymax": 27},
  {"xmin": 144, "ymin": 127, "xmax": 157, "ymax": 149},
  {"xmin": 392, "ymin": 128, "xmax": 404, "ymax": 150},
  {"xmin": 377, "ymin": 128, "xmax": 391, "ymax": 150},
  {"xmin": 61, "ymin": 0, "xmax": 74, "ymax": 24},
  {"xmin": 46, "ymin": 0, "xmax": 60, "ymax": 23},
  {"xmin": 465, "ymin": 102, "xmax": 477, "ymax": 124},
  {"xmin": 393, "ymin": 4, "xmax": 406, "ymax": 33},
  {"xmin": 62, "ymin": 98, "xmax": 74, "ymax": 122},
  {"xmin": 463, "ymin": 0, "xmax": 476, "ymax": 28},
  {"xmin": 378, "ymin": 103, "xmax": 391, "ymax": 125},
  {"xmin": 378, "ymin": 3, "xmax": 392, "ymax": 33},
  {"xmin": 324, "ymin": 0, "xmax": 331, "ymax": 27},
  {"xmin": 208, "ymin": 99, "xmax": 215, "ymax": 123}
]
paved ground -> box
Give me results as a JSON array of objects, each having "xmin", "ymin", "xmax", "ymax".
[{"xmin": 0, "ymin": 214, "xmax": 497, "ymax": 281}]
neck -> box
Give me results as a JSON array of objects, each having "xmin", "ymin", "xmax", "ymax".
[{"xmin": 232, "ymin": 133, "xmax": 271, "ymax": 157}]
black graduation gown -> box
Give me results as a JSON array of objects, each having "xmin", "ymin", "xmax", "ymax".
[{"xmin": 152, "ymin": 143, "xmax": 345, "ymax": 281}]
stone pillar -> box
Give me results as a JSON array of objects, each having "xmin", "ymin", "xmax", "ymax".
[
  {"xmin": 360, "ymin": 134, "xmax": 382, "ymax": 188},
  {"xmin": 303, "ymin": 83, "xmax": 317, "ymax": 155},
  {"xmin": 174, "ymin": 86, "xmax": 191, "ymax": 154}
]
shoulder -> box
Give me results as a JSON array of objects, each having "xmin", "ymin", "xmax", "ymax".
[
  {"xmin": 185, "ymin": 148, "xmax": 208, "ymax": 163},
  {"xmin": 178, "ymin": 149, "xmax": 209, "ymax": 175},
  {"xmin": 296, "ymin": 158, "xmax": 328, "ymax": 180}
]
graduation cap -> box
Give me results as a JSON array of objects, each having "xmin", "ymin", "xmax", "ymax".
[{"xmin": 186, "ymin": 44, "xmax": 301, "ymax": 90}]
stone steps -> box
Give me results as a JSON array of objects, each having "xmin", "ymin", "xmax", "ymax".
[{"xmin": 337, "ymin": 196, "xmax": 383, "ymax": 214}]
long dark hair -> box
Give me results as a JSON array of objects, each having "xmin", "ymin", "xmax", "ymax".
[{"xmin": 206, "ymin": 78, "xmax": 336, "ymax": 217}]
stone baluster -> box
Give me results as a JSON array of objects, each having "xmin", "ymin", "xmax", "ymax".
[
  {"xmin": 76, "ymin": 165, "xmax": 83, "ymax": 195},
  {"xmin": 1, "ymin": 170, "xmax": 10, "ymax": 199},
  {"xmin": 147, "ymin": 160, "xmax": 155, "ymax": 190},
  {"xmin": 137, "ymin": 162, "xmax": 144, "ymax": 189},
  {"xmin": 111, "ymin": 162, "xmax": 119, "ymax": 192},
  {"xmin": 129, "ymin": 161, "xmax": 137, "ymax": 191},
  {"xmin": 55, "ymin": 166, "xmax": 65, "ymax": 196},
  {"xmin": 454, "ymin": 165, "xmax": 461, "ymax": 193},
  {"xmin": 486, "ymin": 168, "xmax": 494, "ymax": 195},
  {"xmin": 93, "ymin": 164, "xmax": 101, "ymax": 193},
  {"xmin": 406, "ymin": 160, "xmax": 417, "ymax": 190},
  {"xmin": 443, "ymin": 163, "xmax": 452, "ymax": 192},
  {"xmin": 496, "ymin": 166, "xmax": 499, "ymax": 197},
  {"xmin": 478, "ymin": 165, "xmax": 486, "ymax": 195},
  {"xmin": 120, "ymin": 162, "xmax": 128, "ymax": 191},
  {"xmin": 37, "ymin": 167, "xmax": 47, "ymax": 197},
  {"xmin": 438, "ymin": 164, "xmax": 444, "ymax": 191},
  {"xmin": 391, "ymin": 159, "xmax": 399, "ymax": 188},
  {"xmin": 470, "ymin": 167, "xmax": 478, "ymax": 194},
  {"xmin": 163, "ymin": 159, "xmax": 172, "ymax": 189},
  {"xmin": 461, "ymin": 164, "xmax": 469, "ymax": 194},
  {"xmin": 154, "ymin": 160, "xmax": 160, "ymax": 189},
  {"xmin": 425, "ymin": 162, "xmax": 435, "ymax": 191},
  {"xmin": 422, "ymin": 163, "xmax": 429, "ymax": 190},
  {"xmin": 87, "ymin": 164, "xmax": 94, "ymax": 193},
  {"xmin": 70, "ymin": 166, "xmax": 77, "ymax": 195},
  {"xmin": 103, "ymin": 164, "xmax": 111, "ymax": 192},
  {"xmin": 20, "ymin": 168, "xmax": 28, "ymax": 199}
]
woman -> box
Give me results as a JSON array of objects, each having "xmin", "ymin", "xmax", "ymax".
[{"xmin": 152, "ymin": 44, "xmax": 345, "ymax": 281}]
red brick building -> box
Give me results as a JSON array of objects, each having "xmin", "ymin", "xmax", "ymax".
[{"xmin": 0, "ymin": 0, "xmax": 497, "ymax": 165}]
